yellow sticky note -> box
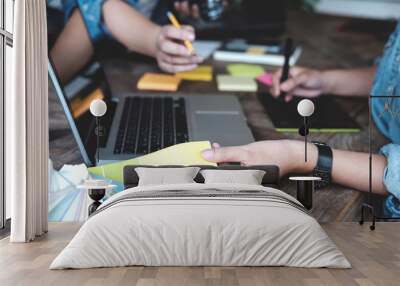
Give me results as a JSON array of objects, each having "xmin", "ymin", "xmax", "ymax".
[
  {"xmin": 88, "ymin": 141, "xmax": 216, "ymax": 182},
  {"xmin": 137, "ymin": 73, "xmax": 181, "ymax": 91},
  {"xmin": 246, "ymin": 46, "xmax": 265, "ymax": 55},
  {"xmin": 227, "ymin": 64, "xmax": 265, "ymax": 78},
  {"xmin": 217, "ymin": 75, "xmax": 257, "ymax": 92},
  {"xmin": 176, "ymin": 65, "xmax": 213, "ymax": 81}
]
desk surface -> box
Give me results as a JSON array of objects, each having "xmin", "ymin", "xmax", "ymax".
[
  {"xmin": 1, "ymin": 222, "xmax": 400, "ymax": 286},
  {"xmin": 49, "ymin": 10, "xmax": 392, "ymax": 222}
]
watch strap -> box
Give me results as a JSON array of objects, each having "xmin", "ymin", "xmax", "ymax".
[
  {"xmin": 312, "ymin": 142, "xmax": 333, "ymax": 188},
  {"xmin": 314, "ymin": 142, "xmax": 333, "ymax": 172}
]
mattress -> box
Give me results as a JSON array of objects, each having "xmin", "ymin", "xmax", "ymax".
[{"xmin": 50, "ymin": 183, "xmax": 351, "ymax": 269}]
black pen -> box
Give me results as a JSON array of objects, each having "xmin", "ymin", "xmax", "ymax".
[{"xmin": 280, "ymin": 38, "xmax": 293, "ymax": 98}]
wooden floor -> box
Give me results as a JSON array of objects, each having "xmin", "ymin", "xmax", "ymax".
[
  {"xmin": 1, "ymin": 222, "xmax": 400, "ymax": 286},
  {"xmin": 49, "ymin": 10, "xmax": 395, "ymax": 222}
]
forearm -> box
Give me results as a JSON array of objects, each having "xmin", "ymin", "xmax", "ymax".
[
  {"xmin": 290, "ymin": 141, "xmax": 387, "ymax": 195},
  {"xmin": 322, "ymin": 67, "xmax": 376, "ymax": 97},
  {"xmin": 50, "ymin": 9, "xmax": 94, "ymax": 84},
  {"xmin": 102, "ymin": 0, "xmax": 160, "ymax": 57},
  {"xmin": 330, "ymin": 149, "xmax": 387, "ymax": 194}
]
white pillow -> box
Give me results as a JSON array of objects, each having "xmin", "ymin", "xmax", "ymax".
[
  {"xmin": 135, "ymin": 167, "xmax": 200, "ymax": 186},
  {"xmin": 200, "ymin": 169, "xmax": 266, "ymax": 185}
]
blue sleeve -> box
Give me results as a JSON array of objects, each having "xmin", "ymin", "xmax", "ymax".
[
  {"xmin": 380, "ymin": 143, "xmax": 400, "ymax": 198},
  {"xmin": 63, "ymin": 0, "xmax": 108, "ymax": 43},
  {"xmin": 62, "ymin": 0, "xmax": 158, "ymax": 43},
  {"xmin": 380, "ymin": 144, "xmax": 400, "ymax": 216}
]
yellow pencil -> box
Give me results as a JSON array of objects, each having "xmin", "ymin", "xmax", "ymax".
[{"xmin": 167, "ymin": 11, "xmax": 195, "ymax": 54}]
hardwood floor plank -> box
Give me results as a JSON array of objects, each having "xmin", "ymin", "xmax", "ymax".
[{"xmin": 2, "ymin": 222, "xmax": 399, "ymax": 285}]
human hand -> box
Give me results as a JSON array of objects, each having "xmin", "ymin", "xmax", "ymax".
[
  {"xmin": 201, "ymin": 141, "xmax": 317, "ymax": 177},
  {"xmin": 270, "ymin": 67, "xmax": 327, "ymax": 102},
  {"xmin": 155, "ymin": 25, "xmax": 203, "ymax": 73}
]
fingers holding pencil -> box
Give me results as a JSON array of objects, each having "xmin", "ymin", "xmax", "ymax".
[
  {"xmin": 155, "ymin": 16, "xmax": 203, "ymax": 73},
  {"xmin": 167, "ymin": 11, "xmax": 196, "ymax": 54}
]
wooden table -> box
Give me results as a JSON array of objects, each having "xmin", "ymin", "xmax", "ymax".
[
  {"xmin": 1, "ymin": 222, "xmax": 400, "ymax": 286},
  {"xmin": 49, "ymin": 10, "xmax": 394, "ymax": 222}
]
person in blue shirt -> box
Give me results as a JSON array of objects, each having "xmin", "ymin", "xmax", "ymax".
[
  {"xmin": 49, "ymin": 0, "xmax": 205, "ymax": 84},
  {"xmin": 202, "ymin": 21, "xmax": 400, "ymax": 216}
]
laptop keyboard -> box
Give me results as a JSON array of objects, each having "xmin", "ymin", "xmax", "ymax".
[{"xmin": 114, "ymin": 96, "xmax": 189, "ymax": 155}]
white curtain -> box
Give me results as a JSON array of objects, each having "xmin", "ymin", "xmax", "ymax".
[{"xmin": 8, "ymin": 0, "xmax": 49, "ymax": 242}]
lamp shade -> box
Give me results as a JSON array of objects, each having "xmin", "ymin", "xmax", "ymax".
[
  {"xmin": 297, "ymin": 99, "xmax": 315, "ymax": 117},
  {"xmin": 90, "ymin": 99, "xmax": 107, "ymax": 117}
]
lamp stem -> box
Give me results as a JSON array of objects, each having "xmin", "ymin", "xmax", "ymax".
[
  {"xmin": 368, "ymin": 97, "xmax": 372, "ymax": 201},
  {"xmin": 304, "ymin": 116, "xmax": 308, "ymax": 162},
  {"xmin": 96, "ymin": 117, "xmax": 100, "ymax": 166}
]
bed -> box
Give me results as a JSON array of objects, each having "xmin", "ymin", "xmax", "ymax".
[{"xmin": 50, "ymin": 165, "xmax": 350, "ymax": 269}]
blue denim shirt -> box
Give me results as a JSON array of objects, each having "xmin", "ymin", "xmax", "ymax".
[
  {"xmin": 62, "ymin": 0, "xmax": 158, "ymax": 42},
  {"xmin": 370, "ymin": 20, "xmax": 400, "ymax": 216}
]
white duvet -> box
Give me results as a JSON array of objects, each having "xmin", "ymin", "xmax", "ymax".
[{"xmin": 50, "ymin": 183, "xmax": 351, "ymax": 269}]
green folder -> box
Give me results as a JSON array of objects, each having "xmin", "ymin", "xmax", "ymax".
[{"xmin": 88, "ymin": 141, "xmax": 216, "ymax": 182}]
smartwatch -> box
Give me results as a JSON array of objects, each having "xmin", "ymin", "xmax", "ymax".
[{"xmin": 312, "ymin": 142, "xmax": 333, "ymax": 189}]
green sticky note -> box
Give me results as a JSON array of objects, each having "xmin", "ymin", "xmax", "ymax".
[
  {"xmin": 227, "ymin": 64, "xmax": 265, "ymax": 78},
  {"xmin": 88, "ymin": 141, "xmax": 216, "ymax": 183}
]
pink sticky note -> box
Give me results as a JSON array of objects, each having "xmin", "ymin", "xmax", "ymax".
[{"xmin": 257, "ymin": 72, "xmax": 273, "ymax": 86}]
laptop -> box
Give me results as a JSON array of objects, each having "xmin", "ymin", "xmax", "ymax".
[
  {"xmin": 48, "ymin": 60, "xmax": 254, "ymax": 166},
  {"xmin": 257, "ymin": 93, "xmax": 361, "ymax": 133}
]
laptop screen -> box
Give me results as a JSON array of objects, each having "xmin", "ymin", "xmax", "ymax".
[{"xmin": 48, "ymin": 59, "xmax": 115, "ymax": 166}]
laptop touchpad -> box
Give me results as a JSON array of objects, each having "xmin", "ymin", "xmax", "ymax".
[{"xmin": 192, "ymin": 113, "xmax": 253, "ymax": 146}]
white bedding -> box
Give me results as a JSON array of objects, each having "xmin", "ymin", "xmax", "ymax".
[{"xmin": 50, "ymin": 183, "xmax": 351, "ymax": 269}]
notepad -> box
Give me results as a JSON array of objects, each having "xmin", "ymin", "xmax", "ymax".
[
  {"xmin": 176, "ymin": 65, "xmax": 213, "ymax": 81},
  {"xmin": 214, "ymin": 39, "xmax": 303, "ymax": 66},
  {"xmin": 88, "ymin": 141, "xmax": 216, "ymax": 183},
  {"xmin": 227, "ymin": 64, "xmax": 265, "ymax": 78},
  {"xmin": 256, "ymin": 72, "xmax": 274, "ymax": 86},
  {"xmin": 217, "ymin": 75, "xmax": 257, "ymax": 92},
  {"xmin": 137, "ymin": 73, "xmax": 181, "ymax": 91},
  {"xmin": 246, "ymin": 47, "xmax": 265, "ymax": 55}
]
